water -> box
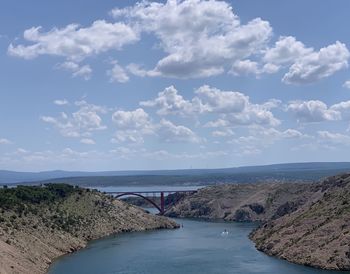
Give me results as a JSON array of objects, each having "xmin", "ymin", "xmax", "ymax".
[{"xmin": 48, "ymin": 216, "xmax": 347, "ymax": 274}]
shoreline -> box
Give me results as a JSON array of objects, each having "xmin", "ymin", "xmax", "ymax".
[
  {"xmin": 46, "ymin": 223, "xmax": 178, "ymax": 273},
  {"xmin": 165, "ymin": 176, "xmax": 350, "ymax": 271},
  {"xmin": 0, "ymin": 185, "xmax": 178, "ymax": 274}
]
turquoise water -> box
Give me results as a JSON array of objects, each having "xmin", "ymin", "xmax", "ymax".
[{"xmin": 48, "ymin": 217, "xmax": 348, "ymax": 274}]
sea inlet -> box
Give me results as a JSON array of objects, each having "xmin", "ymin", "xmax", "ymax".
[{"xmin": 48, "ymin": 213, "xmax": 346, "ymax": 274}]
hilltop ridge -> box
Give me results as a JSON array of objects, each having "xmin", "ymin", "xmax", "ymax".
[{"xmin": 2, "ymin": 162, "xmax": 350, "ymax": 186}]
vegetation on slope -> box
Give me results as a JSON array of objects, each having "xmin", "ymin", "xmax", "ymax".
[{"xmin": 0, "ymin": 184, "xmax": 178, "ymax": 274}]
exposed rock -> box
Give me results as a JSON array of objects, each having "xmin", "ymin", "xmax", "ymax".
[
  {"xmin": 166, "ymin": 175, "xmax": 350, "ymax": 270},
  {"xmin": 0, "ymin": 184, "xmax": 178, "ymax": 274},
  {"xmin": 250, "ymin": 173, "xmax": 350, "ymax": 270},
  {"xmin": 165, "ymin": 182, "xmax": 315, "ymax": 222}
]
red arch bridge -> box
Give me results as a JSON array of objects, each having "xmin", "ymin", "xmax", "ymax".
[{"xmin": 106, "ymin": 190, "xmax": 197, "ymax": 215}]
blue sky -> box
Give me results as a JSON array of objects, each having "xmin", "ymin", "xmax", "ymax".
[{"xmin": 1, "ymin": 0, "xmax": 350, "ymax": 171}]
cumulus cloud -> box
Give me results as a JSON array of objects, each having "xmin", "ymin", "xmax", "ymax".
[
  {"xmin": 212, "ymin": 128, "xmax": 235, "ymax": 137},
  {"xmin": 126, "ymin": 63, "xmax": 154, "ymax": 77},
  {"xmin": 157, "ymin": 119, "xmax": 201, "ymax": 143},
  {"xmin": 229, "ymin": 59, "xmax": 279, "ymax": 76},
  {"xmin": 80, "ymin": 138, "xmax": 96, "ymax": 145},
  {"xmin": 54, "ymin": 99, "xmax": 69, "ymax": 106},
  {"xmin": 41, "ymin": 100, "xmax": 107, "ymax": 138},
  {"xmin": 287, "ymin": 99, "xmax": 350, "ymax": 123},
  {"xmin": 330, "ymin": 100, "xmax": 350, "ymax": 120},
  {"xmin": 111, "ymin": 107, "xmax": 201, "ymax": 144},
  {"xmin": 140, "ymin": 85, "xmax": 197, "ymax": 116},
  {"xmin": 111, "ymin": 0, "xmax": 272, "ymax": 78},
  {"xmin": 343, "ymin": 81, "xmax": 350, "ymax": 89},
  {"xmin": 107, "ymin": 61, "xmax": 129, "ymax": 83},
  {"xmin": 195, "ymin": 85, "xmax": 248, "ymax": 113},
  {"xmin": 57, "ymin": 61, "xmax": 92, "ymax": 80},
  {"xmin": 111, "ymin": 108, "xmax": 155, "ymax": 144},
  {"xmin": 196, "ymin": 85, "xmax": 280, "ymax": 127},
  {"xmin": 282, "ymin": 41, "xmax": 349, "ymax": 84},
  {"xmin": 9, "ymin": 1, "xmax": 348, "ymax": 84},
  {"xmin": 262, "ymin": 37, "xmax": 350, "ymax": 84},
  {"xmin": 142, "ymin": 85, "xmax": 280, "ymax": 128},
  {"xmin": 263, "ymin": 36, "xmax": 313, "ymax": 66},
  {"xmin": 8, "ymin": 20, "xmax": 138, "ymax": 61},
  {"xmin": 112, "ymin": 108, "xmax": 153, "ymax": 131},
  {"xmin": 286, "ymin": 100, "xmax": 341, "ymax": 122}
]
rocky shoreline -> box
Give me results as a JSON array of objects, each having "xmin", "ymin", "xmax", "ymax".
[
  {"xmin": 165, "ymin": 174, "xmax": 350, "ymax": 271},
  {"xmin": 0, "ymin": 184, "xmax": 178, "ymax": 274},
  {"xmin": 250, "ymin": 174, "xmax": 350, "ymax": 270}
]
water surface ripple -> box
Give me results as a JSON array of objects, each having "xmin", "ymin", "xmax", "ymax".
[{"xmin": 48, "ymin": 217, "xmax": 348, "ymax": 274}]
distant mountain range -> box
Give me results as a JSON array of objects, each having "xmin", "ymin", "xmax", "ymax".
[{"xmin": 1, "ymin": 162, "xmax": 350, "ymax": 186}]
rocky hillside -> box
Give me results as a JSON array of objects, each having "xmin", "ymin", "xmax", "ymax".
[
  {"xmin": 0, "ymin": 184, "xmax": 178, "ymax": 274},
  {"xmin": 251, "ymin": 174, "xmax": 350, "ymax": 270},
  {"xmin": 165, "ymin": 182, "xmax": 316, "ymax": 222},
  {"xmin": 166, "ymin": 174, "xmax": 350, "ymax": 270}
]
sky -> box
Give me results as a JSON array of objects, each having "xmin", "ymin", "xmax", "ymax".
[{"xmin": 1, "ymin": 0, "xmax": 350, "ymax": 171}]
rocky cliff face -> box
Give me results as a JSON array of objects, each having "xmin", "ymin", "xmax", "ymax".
[
  {"xmin": 165, "ymin": 182, "xmax": 315, "ymax": 222},
  {"xmin": 166, "ymin": 174, "xmax": 350, "ymax": 270},
  {"xmin": 0, "ymin": 184, "xmax": 178, "ymax": 274},
  {"xmin": 250, "ymin": 174, "xmax": 350, "ymax": 270}
]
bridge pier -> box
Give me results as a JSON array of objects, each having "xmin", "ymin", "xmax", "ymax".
[
  {"xmin": 110, "ymin": 190, "xmax": 198, "ymax": 215},
  {"xmin": 160, "ymin": 192, "xmax": 165, "ymax": 215}
]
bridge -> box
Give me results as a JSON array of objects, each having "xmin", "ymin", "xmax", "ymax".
[{"xmin": 106, "ymin": 190, "xmax": 197, "ymax": 215}]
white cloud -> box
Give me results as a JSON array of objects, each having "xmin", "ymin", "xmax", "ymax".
[
  {"xmin": 8, "ymin": 20, "xmax": 139, "ymax": 61},
  {"xmin": 140, "ymin": 85, "xmax": 196, "ymax": 116},
  {"xmin": 80, "ymin": 138, "xmax": 96, "ymax": 145},
  {"xmin": 41, "ymin": 100, "xmax": 107, "ymax": 138},
  {"xmin": 262, "ymin": 37, "xmax": 349, "ymax": 84},
  {"xmin": 111, "ymin": 108, "xmax": 154, "ymax": 144},
  {"xmin": 343, "ymin": 80, "xmax": 350, "ymax": 89},
  {"xmin": 318, "ymin": 130, "xmax": 350, "ymax": 145},
  {"xmin": 8, "ymin": 2, "xmax": 349, "ymax": 85},
  {"xmin": 228, "ymin": 127, "xmax": 307, "ymax": 156},
  {"xmin": 212, "ymin": 129, "xmax": 235, "ymax": 137},
  {"xmin": 112, "ymin": 108, "xmax": 153, "ymax": 130},
  {"xmin": 329, "ymin": 100, "xmax": 350, "ymax": 120},
  {"xmin": 287, "ymin": 100, "xmax": 341, "ymax": 122},
  {"xmin": 197, "ymin": 85, "xmax": 280, "ymax": 127},
  {"xmin": 111, "ymin": 130, "xmax": 145, "ymax": 144},
  {"xmin": 111, "ymin": 108, "xmax": 201, "ymax": 144},
  {"xmin": 126, "ymin": 63, "xmax": 151, "ymax": 77},
  {"xmin": 54, "ymin": 99, "xmax": 69, "ymax": 106},
  {"xmin": 287, "ymin": 99, "xmax": 350, "ymax": 123},
  {"xmin": 57, "ymin": 61, "xmax": 92, "ymax": 80},
  {"xmin": 194, "ymin": 85, "xmax": 248, "ymax": 113},
  {"xmin": 282, "ymin": 41, "xmax": 349, "ymax": 84},
  {"xmin": 107, "ymin": 61, "xmax": 129, "ymax": 83},
  {"xmin": 111, "ymin": 0, "xmax": 272, "ymax": 78},
  {"xmin": 142, "ymin": 85, "xmax": 280, "ymax": 128},
  {"xmin": 263, "ymin": 36, "xmax": 313, "ymax": 66},
  {"xmin": 223, "ymin": 104, "xmax": 281, "ymax": 127},
  {"xmin": 229, "ymin": 60, "xmax": 260, "ymax": 76},
  {"xmin": 0, "ymin": 138, "xmax": 12, "ymax": 145},
  {"xmin": 229, "ymin": 59, "xmax": 279, "ymax": 76},
  {"xmin": 157, "ymin": 119, "xmax": 201, "ymax": 143}
]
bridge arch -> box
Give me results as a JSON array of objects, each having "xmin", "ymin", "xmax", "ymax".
[{"xmin": 114, "ymin": 193, "xmax": 163, "ymax": 214}]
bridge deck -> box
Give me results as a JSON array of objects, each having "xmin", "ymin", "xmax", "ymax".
[{"xmin": 105, "ymin": 190, "xmax": 197, "ymax": 194}]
